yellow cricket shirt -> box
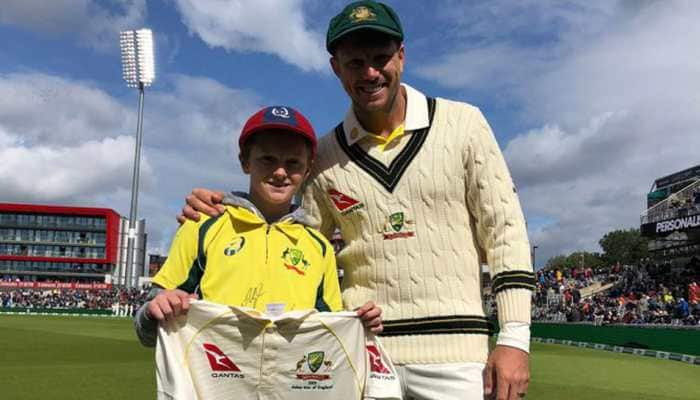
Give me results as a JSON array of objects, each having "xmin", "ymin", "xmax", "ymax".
[{"xmin": 153, "ymin": 197, "xmax": 342, "ymax": 313}]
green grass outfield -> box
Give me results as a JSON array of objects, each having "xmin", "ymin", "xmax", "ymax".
[{"xmin": 1, "ymin": 315, "xmax": 698, "ymax": 400}]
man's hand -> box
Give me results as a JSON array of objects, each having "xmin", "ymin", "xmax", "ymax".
[
  {"xmin": 483, "ymin": 345, "xmax": 529, "ymax": 400},
  {"xmin": 356, "ymin": 301, "xmax": 383, "ymax": 334},
  {"xmin": 176, "ymin": 188, "xmax": 226, "ymax": 224},
  {"xmin": 146, "ymin": 289, "xmax": 199, "ymax": 321}
]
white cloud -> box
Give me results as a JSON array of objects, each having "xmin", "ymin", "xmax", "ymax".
[
  {"xmin": 417, "ymin": 1, "xmax": 700, "ymax": 263},
  {"xmin": 0, "ymin": 72, "xmax": 260, "ymax": 254},
  {"xmin": 0, "ymin": 131, "xmax": 141, "ymax": 202},
  {"xmin": 436, "ymin": 0, "xmax": 618, "ymax": 43},
  {"xmin": 414, "ymin": 44, "xmax": 549, "ymax": 92},
  {"xmin": 0, "ymin": 73, "xmax": 133, "ymax": 145},
  {"xmin": 520, "ymin": 1, "xmax": 700, "ymax": 129},
  {"xmin": 146, "ymin": 74, "xmax": 259, "ymax": 150},
  {"xmin": 0, "ymin": 0, "xmax": 146, "ymax": 51},
  {"xmin": 415, "ymin": 0, "xmax": 622, "ymax": 95},
  {"xmin": 172, "ymin": 0, "xmax": 327, "ymax": 72},
  {"xmin": 0, "ymin": 73, "xmax": 145, "ymax": 206},
  {"xmin": 515, "ymin": 2, "xmax": 700, "ymax": 262}
]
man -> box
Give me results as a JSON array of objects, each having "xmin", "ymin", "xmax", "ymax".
[
  {"xmin": 182, "ymin": 2, "xmax": 534, "ymax": 399},
  {"xmin": 689, "ymin": 281, "xmax": 698, "ymax": 305}
]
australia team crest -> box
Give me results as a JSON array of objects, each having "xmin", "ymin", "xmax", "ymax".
[
  {"xmin": 282, "ymin": 247, "xmax": 311, "ymax": 275},
  {"xmin": 383, "ymin": 212, "xmax": 416, "ymax": 240},
  {"xmin": 290, "ymin": 351, "xmax": 335, "ymax": 391},
  {"xmin": 349, "ymin": 6, "xmax": 376, "ymax": 23}
]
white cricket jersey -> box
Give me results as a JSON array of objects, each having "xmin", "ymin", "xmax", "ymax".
[{"xmin": 155, "ymin": 300, "xmax": 401, "ymax": 400}]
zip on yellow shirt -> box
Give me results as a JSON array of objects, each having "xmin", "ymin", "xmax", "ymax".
[{"xmin": 153, "ymin": 193, "xmax": 342, "ymax": 313}]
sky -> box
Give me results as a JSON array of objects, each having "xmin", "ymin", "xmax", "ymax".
[{"xmin": 1, "ymin": 0, "xmax": 698, "ymax": 267}]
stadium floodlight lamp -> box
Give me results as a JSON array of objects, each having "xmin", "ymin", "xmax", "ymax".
[
  {"xmin": 119, "ymin": 28, "xmax": 155, "ymax": 288},
  {"xmin": 120, "ymin": 29, "xmax": 155, "ymax": 88}
]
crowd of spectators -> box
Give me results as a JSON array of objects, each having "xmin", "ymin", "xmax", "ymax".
[
  {"xmin": 533, "ymin": 260, "xmax": 700, "ymax": 326},
  {"xmin": 3, "ymin": 260, "xmax": 700, "ymax": 327},
  {"xmin": 0, "ymin": 287, "xmax": 149, "ymax": 316}
]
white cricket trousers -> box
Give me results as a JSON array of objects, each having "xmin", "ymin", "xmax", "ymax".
[{"xmin": 394, "ymin": 362, "xmax": 486, "ymax": 400}]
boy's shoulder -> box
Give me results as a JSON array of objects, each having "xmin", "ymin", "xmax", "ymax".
[
  {"xmin": 178, "ymin": 211, "xmax": 228, "ymax": 241},
  {"xmin": 186, "ymin": 211, "xmax": 226, "ymax": 228}
]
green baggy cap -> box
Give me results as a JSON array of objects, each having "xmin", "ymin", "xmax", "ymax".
[{"xmin": 326, "ymin": 1, "xmax": 403, "ymax": 53}]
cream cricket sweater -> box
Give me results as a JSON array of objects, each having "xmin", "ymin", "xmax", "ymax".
[{"xmin": 301, "ymin": 84, "xmax": 535, "ymax": 364}]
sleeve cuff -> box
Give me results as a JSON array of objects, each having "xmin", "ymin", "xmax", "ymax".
[
  {"xmin": 134, "ymin": 301, "xmax": 159, "ymax": 347},
  {"xmin": 496, "ymin": 321, "xmax": 531, "ymax": 353},
  {"xmin": 495, "ymin": 288, "xmax": 532, "ymax": 325},
  {"xmin": 132, "ymin": 287, "xmax": 164, "ymax": 347}
]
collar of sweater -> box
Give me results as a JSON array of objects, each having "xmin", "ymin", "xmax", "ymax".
[{"xmin": 342, "ymin": 83, "xmax": 430, "ymax": 146}]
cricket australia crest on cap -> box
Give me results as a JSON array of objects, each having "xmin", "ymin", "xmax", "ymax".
[
  {"xmin": 350, "ymin": 6, "xmax": 376, "ymax": 22},
  {"xmin": 326, "ymin": 0, "xmax": 404, "ymax": 52},
  {"xmin": 382, "ymin": 211, "xmax": 415, "ymax": 240},
  {"xmin": 291, "ymin": 351, "xmax": 335, "ymax": 391},
  {"xmin": 328, "ymin": 189, "xmax": 364, "ymax": 215}
]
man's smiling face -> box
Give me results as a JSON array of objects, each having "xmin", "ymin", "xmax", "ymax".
[{"xmin": 331, "ymin": 33, "xmax": 404, "ymax": 117}]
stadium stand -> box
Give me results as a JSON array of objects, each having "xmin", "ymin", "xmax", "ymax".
[
  {"xmin": 640, "ymin": 165, "xmax": 700, "ymax": 265},
  {"xmin": 531, "ymin": 262, "xmax": 700, "ymax": 326},
  {"xmin": 0, "ymin": 285, "xmax": 149, "ymax": 316},
  {"xmin": 3, "ymin": 251, "xmax": 699, "ymax": 327}
]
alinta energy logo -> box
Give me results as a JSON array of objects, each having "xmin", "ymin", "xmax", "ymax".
[{"xmin": 203, "ymin": 343, "xmax": 245, "ymax": 379}]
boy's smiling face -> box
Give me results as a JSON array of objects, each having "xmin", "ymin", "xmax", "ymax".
[{"xmin": 241, "ymin": 130, "xmax": 312, "ymax": 218}]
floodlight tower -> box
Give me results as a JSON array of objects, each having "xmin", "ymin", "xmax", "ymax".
[
  {"xmin": 120, "ymin": 29, "xmax": 154, "ymax": 288},
  {"xmin": 532, "ymin": 245, "xmax": 538, "ymax": 269}
]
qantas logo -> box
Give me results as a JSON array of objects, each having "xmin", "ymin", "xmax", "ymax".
[
  {"xmin": 367, "ymin": 344, "xmax": 391, "ymax": 374},
  {"xmin": 328, "ymin": 189, "xmax": 358, "ymax": 209},
  {"xmin": 203, "ymin": 343, "xmax": 240, "ymax": 371},
  {"xmin": 203, "ymin": 343, "xmax": 245, "ymax": 378},
  {"xmin": 328, "ymin": 189, "xmax": 364, "ymax": 215}
]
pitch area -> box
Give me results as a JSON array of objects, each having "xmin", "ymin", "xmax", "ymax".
[{"xmin": 1, "ymin": 315, "xmax": 698, "ymax": 399}]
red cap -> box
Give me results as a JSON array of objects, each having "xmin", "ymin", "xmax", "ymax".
[{"xmin": 239, "ymin": 106, "xmax": 317, "ymax": 158}]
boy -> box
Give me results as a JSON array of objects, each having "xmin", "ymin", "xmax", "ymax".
[{"xmin": 134, "ymin": 105, "xmax": 382, "ymax": 346}]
